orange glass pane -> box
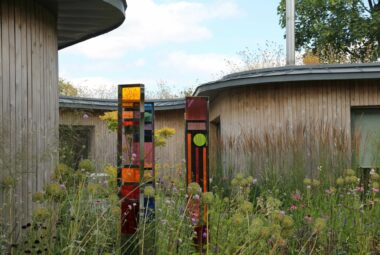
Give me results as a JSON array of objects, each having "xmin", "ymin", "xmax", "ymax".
[
  {"xmin": 122, "ymin": 168, "xmax": 140, "ymax": 183},
  {"xmin": 122, "ymin": 87, "xmax": 141, "ymax": 102},
  {"xmin": 123, "ymin": 111, "xmax": 133, "ymax": 119}
]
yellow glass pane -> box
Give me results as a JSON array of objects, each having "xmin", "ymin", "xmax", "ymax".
[{"xmin": 122, "ymin": 87, "xmax": 140, "ymax": 102}]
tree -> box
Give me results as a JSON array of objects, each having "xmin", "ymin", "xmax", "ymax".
[
  {"xmin": 278, "ymin": 0, "xmax": 380, "ymax": 63},
  {"xmin": 59, "ymin": 78, "xmax": 78, "ymax": 96}
]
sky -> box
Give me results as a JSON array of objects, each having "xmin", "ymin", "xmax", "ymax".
[{"xmin": 58, "ymin": 0, "xmax": 285, "ymax": 97}]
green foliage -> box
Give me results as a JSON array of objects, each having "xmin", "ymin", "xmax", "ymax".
[
  {"xmin": 278, "ymin": 0, "xmax": 380, "ymax": 63},
  {"xmin": 59, "ymin": 78, "xmax": 78, "ymax": 96}
]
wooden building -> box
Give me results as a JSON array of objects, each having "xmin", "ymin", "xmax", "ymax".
[
  {"xmin": 59, "ymin": 96, "xmax": 185, "ymax": 172},
  {"xmin": 0, "ymin": 0, "xmax": 126, "ymax": 233},
  {"xmin": 194, "ymin": 64, "xmax": 380, "ymax": 177}
]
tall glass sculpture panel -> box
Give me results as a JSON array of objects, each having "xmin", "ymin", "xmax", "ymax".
[
  {"xmin": 117, "ymin": 84, "xmax": 145, "ymax": 255},
  {"xmin": 185, "ymin": 96, "xmax": 209, "ymax": 249}
]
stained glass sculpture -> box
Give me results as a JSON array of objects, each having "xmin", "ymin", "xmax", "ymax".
[{"xmin": 185, "ymin": 96, "xmax": 209, "ymax": 249}]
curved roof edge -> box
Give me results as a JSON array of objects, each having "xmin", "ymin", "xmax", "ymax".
[
  {"xmin": 194, "ymin": 63, "xmax": 380, "ymax": 97},
  {"xmin": 59, "ymin": 96, "xmax": 185, "ymax": 111},
  {"xmin": 36, "ymin": 0, "xmax": 127, "ymax": 49}
]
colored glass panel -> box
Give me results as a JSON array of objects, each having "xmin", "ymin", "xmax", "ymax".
[
  {"xmin": 122, "ymin": 168, "xmax": 140, "ymax": 183},
  {"xmin": 121, "ymin": 200, "xmax": 139, "ymax": 234},
  {"xmin": 187, "ymin": 122, "xmax": 206, "ymax": 130},
  {"xmin": 132, "ymin": 142, "xmax": 153, "ymax": 167},
  {"xmin": 122, "ymin": 87, "xmax": 141, "ymax": 102},
  {"xmin": 186, "ymin": 97, "xmax": 208, "ymax": 121},
  {"xmin": 144, "ymin": 124, "xmax": 153, "ymax": 130},
  {"xmin": 123, "ymin": 111, "xmax": 134, "ymax": 119},
  {"xmin": 144, "ymin": 170, "xmax": 153, "ymax": 181},
  {"xmin": 120, "ymin": 185, "xmax": 140, "ymax": 200},
  {"xmin": 193, "ymin": 133, "xmax": 207, "ymax": 147}
]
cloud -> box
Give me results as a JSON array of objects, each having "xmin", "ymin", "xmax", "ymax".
[
  {"xmin": 162, "ymin": 51, "xmax": 241, "ymax": 78},
  {"xmin": 61, "ymin": 0, "xmax": 241, "ymax": 59}
]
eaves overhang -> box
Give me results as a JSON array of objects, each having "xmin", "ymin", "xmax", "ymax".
[{"xmin": 36, "ymin": 0, "xmax": 127, "ymax": 49}]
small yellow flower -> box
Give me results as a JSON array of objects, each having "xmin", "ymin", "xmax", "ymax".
[
  {"xmin": 33, "ymin": 207, "xmax": 50, "ymax": 222},
  {"xmin": 188, "ymin": 182, "xmax": 201, "ymax": 195},
  {"xmin": 144, "ymin": 186, "xmax": 155, "ymax": 198},
  {"xmin": 241, "ymin": 201, "xmax": 253, "ymax": 213},
  {"xmin": 202, "ymin": 192, "xmax": 214, "ymax": 205},
  {"xmin": 311, "ymin": 179, "xmax": 320, "ymax": 187},
  {"xmin": 336, "ymin": 177, "xmax": 344, "ymax": 186},
  {"xmin": 303, "ymin": 178, "xmax": 312, "ymax": 186},
  {"xmin": 282, "ymin": 215, "xmax": 294, "ymax": 229},
  {"xmin": 314, "ymin": 218, "xmax": 326, "ymax": 233},
  {"xmin": 344, "ymin": 169, "xmax": 356, "ymax": 177},
  {"xmin": 32, "ymin": 192, "xmax": 45, "ymax": 203}
]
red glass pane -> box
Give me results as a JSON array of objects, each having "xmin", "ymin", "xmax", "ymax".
[
  {"xmin": 186, "ymin": 97, "xmax": 208, "ymax": 121},
  {"xmin": 121, "ymin": 200, "xmax": 139, "ymax": 234},
  {"xmin": 120, "ymin": 185, "xmax": 140, "ymax": 199},
  {"xmin": 187, "ymin": 122, "xmax": 206, "ymax": 130}
]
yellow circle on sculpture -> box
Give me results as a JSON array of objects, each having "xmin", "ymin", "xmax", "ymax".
[{"xmin": 193, "ymin": 133, "xmax": 207, "ymax": 147}]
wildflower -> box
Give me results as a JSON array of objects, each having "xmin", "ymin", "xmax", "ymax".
[
  {"xmin": 370, "ymin": 168, "xmax": 376, "ymax": 175},
  {"xmin": 306, "ymin": 185, "xmax": 311, "ymax": 190},
  {"xmin": 128, "ymin": 205, "xmax": 132, "ymax": 210},
  {"xmin": 291, "ymin": 191, "xmax": 302, "ymax": 201},
  {"xmin": 246, "ymin": 176, "xmax": 254, "ymax": 184},
  {"xmin": 32, "ymin": 208, "xmax": 50, "ymax": 222},
  {"xmin": 202, "ymin": 192, "xmax": 214, "ymax": 205},
  {"xmin": 325, "ymin": 187, "xmax": 336, "ymax": 194},
  {"xmin": 344, "ymin": 169, "xmax": 356, "ymax": 177},
  {"xmin": 235, "ymin": 173, "xmax": 244, "ymax": 182},
  {"xmin": 260, "ymin": 227, "xmax": 271, "ymax": 239},
  {"xmin": 144, "ymin": 186, "xmax": 155, "ymax": 198},
  {"xmin": 45, "ymin": 183, "xmax": 64, "ymax": 201},
  {"xmin": 78, "ymin": 159, "xmax": 95, "ymax": 173},
  {"xmin": 355, "ymin": 186, "xmax": 364, "ymax": 193},
  {"xmin": 231, "ymin": 178, "xmax": 239, "ymax": 186},
  {"xmin": 290, "ymin": 205, "xmax": 297, "ymax": 210},
  {"xmin": 32, "ymin": 192, "xmax": 45, "ymax": 203},
  {"xmin": 131, "ymin": 153, "xmax": 137, "ymax": 160},
  {"xmin": 188, "ymin": 182, "xmax": 201, "ymax": 195},
  {"xmin": 241, "ymin": 201, "xmax": 253, "ymax": 213},
  {"xmin": 304, "ymin": 215, "xmax": 313, "ymax": 223},
  {"xmin": 252, "ymin": 178, "xmax": 258, "ymax": 185},
  {"xmin": 282, "ymin": 215, "xmax": 294, "ymax": 229},
  {"xmin": 82, "ymin": 113, "xmax": 89, "ymax": 119},
  {"xmin": 313, "ymin": 218, "xmax": 326, "ymax": 233},
  {"xmin": 371, "ymin": 173, "xmax": 380, "ymax": 181},
  {"xmin": 336, "ymin": 177, "xmax": 344, "ymax": 186},
  {"xmin": 251, "ymin": 218, "xmax": 264, "ymax": 228},
  {"xmin": 193, "ymin": 194, "xmax": 200, "ymax": 200},
  {"xmin": 191, "ymin": 217, "xmax": 198, "ymax": 225},
  {"xmin": 373, "ymin": 188, "xmax": 379, "ymax": 193},
  {"xmin": 311, "ymin": 179, "xmax": 320, "ymax": 187},
  {"xmin": 344, "ymin": 175, "xmax": 357, "ymax": 185},
  {"xmin": 303, "ymin": 178, "xmax": 312, "ymax": 186},
  {"xmin": 202, "ymin": 232, "xmax": 207, "ymax": 238},
  {"xmin": 1, "ymin": 176, "xmax": 17, "ymax": 189},
  {"xmin": 232, "ymin": 213, "xmax": 244, "ymax": 225}
]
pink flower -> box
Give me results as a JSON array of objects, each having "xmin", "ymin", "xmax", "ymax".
[
  {"xmin": 355, "ymin": 187, "xmax": 364, "ymax": 193},
  {"xmin": 83, "ymin": 113, "xmax": 89, "ymax": 119},
  {"xmin": 372, "ymin": 188, "xmax": 379, "ymax": 193},
  {"xmin": 131, "ymin": 153, "xmax": 137, "ymax": 160},
  {"xmin": 290, "ymin": 205, "xmax": 298, "ymax": 210},
  {"xmin": 304, "ymin": 215, "xmax": 313, "ymax": 223},
  {"xmin": 291, "ymin": 192, "xmax": 302, "ymax": 201}
]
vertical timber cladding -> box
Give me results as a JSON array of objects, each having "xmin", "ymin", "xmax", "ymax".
[
  {"xmin": 0, "ymin": 0, "xmax": 58, "ymax": 227},
  {"xmin": 185, "ymin": 96, "xmax": 210, "ymax": 247},
  {"xmin": 117, "ymin": 85, "xmax": 155, "ymax": 240}
]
